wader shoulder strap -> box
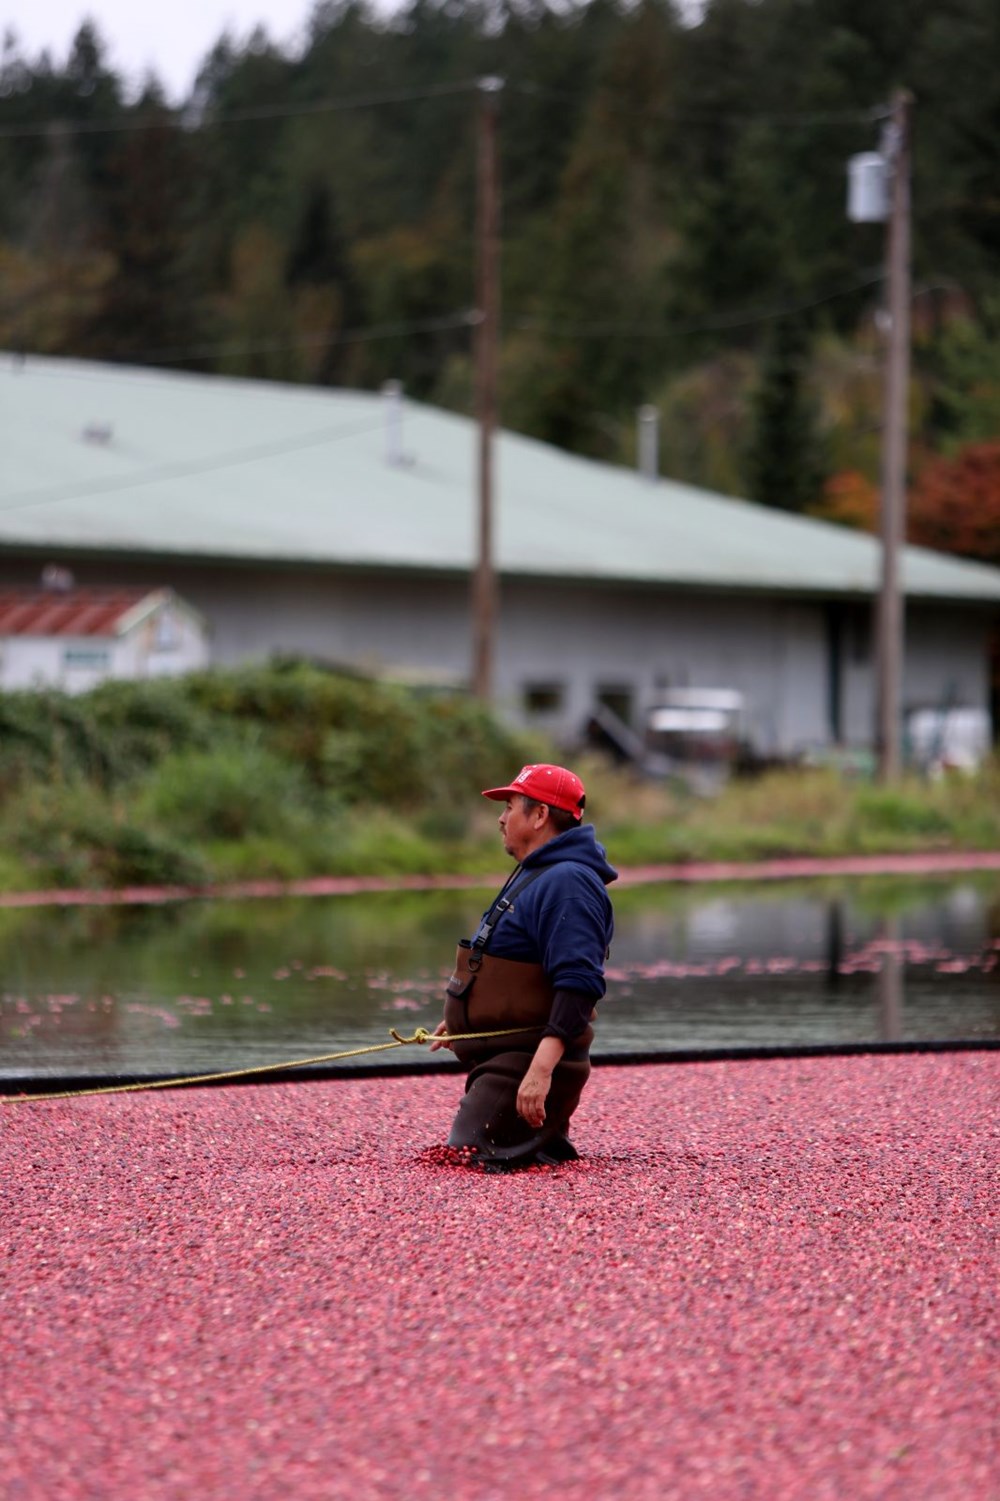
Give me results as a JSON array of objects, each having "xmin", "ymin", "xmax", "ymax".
[{"xmin": 469, "ymin": 866, "xmax": 548, "ymax": 960}]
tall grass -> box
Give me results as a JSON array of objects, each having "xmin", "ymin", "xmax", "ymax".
[{"xmin": 597, "ymin": 761, "xmax": 1000, "ymax": 866}]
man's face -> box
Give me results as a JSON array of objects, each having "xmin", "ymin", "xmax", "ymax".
[{"xmin": 498, "ymin": 795, "xmax": 545, "ymax": 860}]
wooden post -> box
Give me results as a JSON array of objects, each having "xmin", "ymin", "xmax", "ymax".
[
  {"xmin": 876, "ymin": 90, "xmax": 912, "ymax": 781},
  {"xmin": 471, "ymin": 77, "xmax": 502, "ymax": 701}
]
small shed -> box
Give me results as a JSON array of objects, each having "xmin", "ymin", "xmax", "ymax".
[{"xmin": 0, "ymin": 586, "xmax": 209, "ymax": 694}]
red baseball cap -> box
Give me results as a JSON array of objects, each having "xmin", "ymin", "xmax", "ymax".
[{"xmin": 481, "ymin": 763, "xmax": 586, "ymax": 820}]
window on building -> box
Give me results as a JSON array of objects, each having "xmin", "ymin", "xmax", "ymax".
[
  {"xmin": 63, "ymin": 648, "xmax": 110, "ymax": 670},
  {"xmin": 849, "ymin": 607, "xmax": 871, "ymax": 665},
  {"xmin": 596, "ymin": 684, "xmax": 633, "ymax": 727},
  {"xmin": 523, "ymin": 683, "xmax": 565, "ymax": 716},
  {"xmin": 154, "ymin": 608, "xmax": 180, "ymax": 651}
]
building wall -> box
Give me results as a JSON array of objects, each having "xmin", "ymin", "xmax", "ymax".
[
  {"xmin": 903, "ymin": 609, "xmax": 990, "ymax": 712},
  {"xmin": 119, "ymin": 601, "xmax": 210, "ymax": 681},
  {"xmin": 0, "ymin": 636, "xmax": 128, "ymax": 693},
  {"xmin": 0, "ymin": 555, "xmax": 992, "ymax": 754},
  {"xmin": 495, "ymin": 581, "xmax": 834, "ymax": 754}
]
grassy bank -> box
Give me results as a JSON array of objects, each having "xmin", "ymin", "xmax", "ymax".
[
  {"xmin": 593, "ymin": 756, "xmax": 1000, "ymax": 867},
  {"xmin": 1, "ymin": 662, "xmax": 999, "ymax": 892}
]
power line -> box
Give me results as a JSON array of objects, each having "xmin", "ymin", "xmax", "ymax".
[
  {"xmin": 512, "ymin": 269, "xmax": 887, "ymax": 341},
  {"xmin": 0, "ymin": 410, "xmax": 410, "ymax": 516},
  {"xmin": 0, "ymin": 309, "xmax": 478, "ymax": 373},
  {"xmin": 101, "ymin": 311, "xmax": 479, "ymax": 369},
  {"xmin": 0, "ymin": 268, "xmax": 890, "ymax": 373},
  {"xmin": 0, "ymin": 76, "xmax": 890, "ymax": 142},
  {"xmin": 0, "ymin": 78, "xmax": 481, "ymax": 140},
  {"xmin": 2, "ymin": 270, "xmax": 956, "ymax": 392},
  {"xmin": 510, "ymin": 80, "xmax": 891, "ymax": 127}
]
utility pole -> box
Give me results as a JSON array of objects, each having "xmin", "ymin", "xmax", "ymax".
[
  {"xmin": 471, "ymin": 76, "xmax": 502, "ymax": 701},
  {"xmin": 875, "ymin": 89, "xmax": 913, "ymax": 781}
]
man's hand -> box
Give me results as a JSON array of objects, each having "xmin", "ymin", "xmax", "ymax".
[
  {"xmin": 516, "ymin": 1065, "xmax": 552, "ymax": 1127},
  {"xmin": 516, "ymin": 1036, "xmax": 566, "ymax": 1126},
  {"xmin": 428, "ymin": 1019, "xmax": 453, "ymax": 1053}
]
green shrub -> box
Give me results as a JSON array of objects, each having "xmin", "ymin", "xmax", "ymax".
[
  {"xmin": 329, "ymin": 809, "xmax": 444, "ymax": 875},
  {"xmin": 0, "ymin": 680, "xmax": 219, "ymax": 797},
  {"xmin": 137, "ymin": 742, "xmax": 321, "ymax": 842},
  {"xmin": 0, "ymin": 848, "xmax": 31, "ymax": 892},
  {"xmin": 851, "ymin": 786, "xmax": 953, "ymax": 839},
  {"xmin": 203, "ymin": 833, "xmax": 334, "ymax": 881},
  {"xmin": 86, "ymin": 677, "xmax": 218, "ymax": 780},
  {"xmin": 0, "ymin": 690, "xmax": 116, "ymax": 793},
  {"xmin": 177, "ymin": 659, "xmax": 528, "ymax": 806},
  {"xmin": 4, "ymin": 783, "xmax": 208, "ymax": 888},
  {"xmin": 0, "ymin": 660, "xmax": 531, "ymax": 814},
  {"xmin": 85, "ymin": 822, "xmax": 210, "ymax": 887}
]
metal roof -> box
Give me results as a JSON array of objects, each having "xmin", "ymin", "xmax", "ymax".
[
  {"xmin": 3, "ymin": 355, "xmax": 1000, "ymax": 604},
  {"xmin": 0, "ymin": 587, "xmax": 167, "ymax": 637}
]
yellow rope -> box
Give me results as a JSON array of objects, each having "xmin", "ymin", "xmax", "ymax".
[{"xmin": 0, "ymin": 1025, "xmax": 539, "ymax": 1105}]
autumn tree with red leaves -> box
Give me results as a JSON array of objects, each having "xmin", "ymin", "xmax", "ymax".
[
  {"xmin": 908, "ymin": 443, "xmax": 1000, "ymax": 568},
  {"xmin": 813, "ymin": 446, "xmax": 1000, "ymax": 570},
  {"xmin": 908, "ymin": 443, "xmax": 1000, "ymax": 724}
]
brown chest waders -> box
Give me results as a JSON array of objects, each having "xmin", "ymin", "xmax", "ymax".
[{"xmin": 443, "ymin": 867, "xmax": 594, "ymax": 1163}]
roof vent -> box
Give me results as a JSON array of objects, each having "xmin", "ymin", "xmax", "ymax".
[
  {"xmin": 382, "ymin": 380, "xmax": 412, "ymax": 468},
  {"xmin": 637, "ymin": 404, "xmax": 659, "ymax": 482},
  {"xmin": 82, "ymin": 421, "xmax": 113, "ymax": 445}
]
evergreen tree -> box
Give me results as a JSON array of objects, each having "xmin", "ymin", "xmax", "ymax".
[
  {"xmin": 284, "ymin": 180, "xmax": 371, "ymax": 383},
  {"xmin": 0, "ymin": 0, "xmax": 997, "ymax": 478},
  {"xmin": 74, "ymin": 108, "xmax": 208, "ymax": 363},
  {"xmin": 746, "ymin": 318, "xmax": 828, "ymax": 511}
]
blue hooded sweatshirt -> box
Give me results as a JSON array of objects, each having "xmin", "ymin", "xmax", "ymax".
[{"xmin": 472, "ymin": 825, "xmax": 617, "ymax": 1032}]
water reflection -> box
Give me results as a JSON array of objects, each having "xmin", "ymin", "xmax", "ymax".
[
  {"xmin": 877, "ymin": 915, "xmax": 904, "ymax": 1043},
  {"xmin": 0, "ymin": 876, "xmax": 997, "ymax": 1080}
]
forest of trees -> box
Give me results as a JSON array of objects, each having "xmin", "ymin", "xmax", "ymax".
[{"xmin": 1, "ymin": 0, "xmax": 998, "ymax": 565}]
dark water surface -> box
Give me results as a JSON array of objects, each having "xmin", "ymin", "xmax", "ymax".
[{"xmin": 1, "ymin": 874, "xmax": 997, "ymax": 1081}]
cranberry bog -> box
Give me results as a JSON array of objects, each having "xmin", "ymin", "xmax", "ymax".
[
  {"xmin": 3, "ymin": 862, "xmax": 997, "ymax": 1497},
  {"xmin": 2, "ymin": 1052, "xmax": 996, "ymax": 1500}
]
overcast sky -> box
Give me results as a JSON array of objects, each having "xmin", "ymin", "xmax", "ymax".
[
  {"xmin": 8, "ymin": 0, "xmax": 326, "ymax": 103},
  {"xmin": 9, "ymin": 0, "xmax": 706, "ymax": 106}
]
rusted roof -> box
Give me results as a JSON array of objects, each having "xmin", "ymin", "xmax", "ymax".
[{"xmin": 0, "ymin": 589, "xmax": 157, "ymax": 638}]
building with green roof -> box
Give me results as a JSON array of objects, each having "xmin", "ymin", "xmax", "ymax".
[{"xmin": 2, "ymin": 355, "xmax": 998, "ymax": 762}]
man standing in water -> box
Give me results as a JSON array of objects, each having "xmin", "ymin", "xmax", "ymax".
[{"xmin": 431, "ymin": 763, "xmax": 616, "ymax": 1168}]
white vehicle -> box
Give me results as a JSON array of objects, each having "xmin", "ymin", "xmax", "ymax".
[
  {"xmin": 642, "ymin": 689, "xmax": 747, "ymax": 791},
  {"xmin": 906, "ymin": 706, "xmax": 992, "ymax": 776}
]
